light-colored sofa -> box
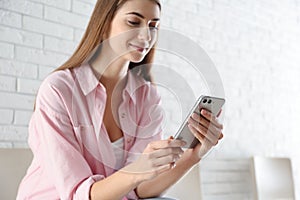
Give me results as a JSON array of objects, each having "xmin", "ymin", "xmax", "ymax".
[
  {"xmin": 0, "ymin": 148, "xmax": 33, "ymax": 200},
  {"xmin": 0, "ymin": 148, "xmax": 202, "ymax": 200}
]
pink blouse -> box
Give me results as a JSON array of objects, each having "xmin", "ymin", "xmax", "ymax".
[{"xmin": 17, "ymin": 63, "xmax": 164, "ymax": 200}]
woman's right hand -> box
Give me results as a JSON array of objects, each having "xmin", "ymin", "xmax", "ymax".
[{"xmin": 122, "ymin": 139, "xmax": 186, "ymax": 183}]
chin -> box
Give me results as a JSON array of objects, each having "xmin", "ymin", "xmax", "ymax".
[{"xmin": 127, "ymin": 53, "xmax": 146, "ymax": 63}]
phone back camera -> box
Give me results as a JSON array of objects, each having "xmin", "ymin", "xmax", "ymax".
[
  {"xmin": 203, "ymin": 99, "xmax": 207, "ymax": 103},
  {"xmin": 208, "ymin": 99, "xmax": 212, "ymax": 104}
]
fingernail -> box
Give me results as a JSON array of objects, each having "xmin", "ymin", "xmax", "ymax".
[
  {"xmin": 201, "ymin": 109, "xmax": 206, "ymax": 115},
  {"xmin": 171, "ymin": 162, "xmax": 176, "ymax": 169}
]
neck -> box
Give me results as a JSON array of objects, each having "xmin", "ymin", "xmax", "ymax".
[{"xmin": 90, "ymin": 46, "xmax": 130, "ymax": 91}]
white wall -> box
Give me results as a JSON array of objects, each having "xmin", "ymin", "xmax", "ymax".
[{"xmin": 0, "ymin": 0, "xmax": 299, "ymax": 199}]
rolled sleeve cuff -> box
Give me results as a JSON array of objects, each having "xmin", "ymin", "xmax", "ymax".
[
  {"xmin": 74, "ymin": 174, "xmax": 104, "ymax": 200},
  {"xmin": 74, "ymin": 175, "xmax": 138, "ymax": 200}
]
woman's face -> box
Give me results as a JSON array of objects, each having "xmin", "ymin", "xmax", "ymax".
[{"xmin": 106, "ymin": 0, "xmax": 161, "ymax": 63}]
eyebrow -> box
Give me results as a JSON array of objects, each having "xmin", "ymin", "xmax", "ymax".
[{"xmin": 126, "ymin": 12, "xmax": 160, "ymax": 21}]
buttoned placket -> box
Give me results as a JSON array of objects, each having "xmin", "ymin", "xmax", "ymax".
[
  {"xmin": 118, "ymin": 91, "xmax": 136, "ymax": 153},
  {"xmin": 94, "ymin": 83, "xmax": 120, "ymax": 175},
  {"xmin": 93, "ymin": 84, "xmax": 106, "ymax": 142}
]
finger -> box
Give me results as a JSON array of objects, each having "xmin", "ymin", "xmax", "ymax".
[
  {"xmin": 189, "ymin": 124, "xmax": 218, "ymax": 147},
  {"xmin": 188, "ymin": 122, "xmax": 219, "ymax": 145},
  {"xmin": 149, "ymin": 139, "xmax": 186, "ymax": 150},
  {"xmin": 219, "ymin": 133, "xmax": 224, "ymax": 139},
  {"xmin": 200, "ymin": 109, "xmax": 223, "ymax": 129},
  {"xmin": 188, "ymin": 124, "xmax": 206, "ymax": 145},
  {"xmin": 217, "ymin": 109, "xmax": 222, "ymax": 118},
  {"xmin": 153, "ymin": 154, "xmax": 180, "ymax": 167},
  {"xmin": 190, "ymin": 113, "xmax": 222, "ymax": 138},
  {"xmin": 155, "ymin": 164, "xmax": 172, "ymax": 175},
  {"xmin": 171, "ymin": 162, "xmax": 176, "ymax": 169},
  {"xmin": 150, "ymin": 147, "xmax": 184, "ymax": 159}
]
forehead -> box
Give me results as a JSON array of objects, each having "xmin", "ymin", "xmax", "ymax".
[{"xmin": 117, "ymin": 0, "xmax": 161, "ymax": 19}]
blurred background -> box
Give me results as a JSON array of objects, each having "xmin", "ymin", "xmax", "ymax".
[{"xmin": 0, "ymin": 0, "xmax": 299, "ymax": 199}]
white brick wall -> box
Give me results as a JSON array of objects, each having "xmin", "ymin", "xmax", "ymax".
[
  {"xmin": 0, "ymin": 0, "xmax": 300, "ymax": 199},
  {"xmin": 0, "ymin": 0, "xmax": 93, "ymax": 147}
]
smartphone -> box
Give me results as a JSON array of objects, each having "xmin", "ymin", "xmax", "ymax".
[{"xmin": 174, "ymin": 95, "xmax": 225, "ymax": 148}]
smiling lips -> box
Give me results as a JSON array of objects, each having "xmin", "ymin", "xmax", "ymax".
[{"xmin": 129, "ymin": 43, "xmax": 148, "ymax": 53}]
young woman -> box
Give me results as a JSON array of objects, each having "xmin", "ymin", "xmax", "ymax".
[{"xmin": 17, "ymin": 0, "xmax": 223, "ymax": 199}]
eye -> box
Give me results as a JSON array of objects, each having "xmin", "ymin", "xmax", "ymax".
[
  {"xmin": 148, "ymin": 21, "xmax": 160, "ymax": 31},
  {"xmin": 127, "ymin": 20, "xmax": 140, "ymax": 26}
]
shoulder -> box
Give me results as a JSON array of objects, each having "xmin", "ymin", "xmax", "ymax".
[
  {"xmin": 42, "ymin": 69, "xmax": 75, "ymax": 91},
  {"xmin": 36, "ymin": 69, "xmax": 75, "ymax": 113}
]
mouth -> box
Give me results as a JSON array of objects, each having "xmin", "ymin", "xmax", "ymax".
[{"xmin": 129, "ymin": 43, "xmax": 148, "ymax": 53}]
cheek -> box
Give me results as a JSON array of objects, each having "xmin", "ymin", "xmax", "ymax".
[
  {"xmin": 149, "ymin": 33, "xmax": 158, "ymax": 46},
  {"xmin": 109, "ymin": 24, "xmax": 125, "ymax": 38}
]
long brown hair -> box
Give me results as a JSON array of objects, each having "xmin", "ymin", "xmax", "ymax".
[{"xmin": 54, "ymin": 0, "xmax": 161, "ymax": 82}]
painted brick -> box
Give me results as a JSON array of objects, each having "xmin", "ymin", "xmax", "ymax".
[
  {"xmin": 0, "ymin": 0, "xmax": 43, "ymax": 18},
  {"xmin": 23, "ymin": 16, "xmax": 74, "ymax": 40},
  {"xmin": 0, "ymin": 109, "xmax": 14, "ymax": 124},
  {"xmin": 14, "ymin": 110, "xmax": 33, "ymax": 126},
  {"xmin": 0, "ymin": 9, "xmax": 22, "ymax": 28},
  {"xmin": 38, "ymin": 65, "xmax": 55, "ymax": 80},
  {"xmin": 74, "ymin": 28, "xmax": 84, "ymax": 42},
  {"xmin": 72, "ymin": 0, "xmax": 94, "ymax": 16},
  {"xmin": 29, "ymin": 0, "xmax": 71, "ymax": 10},
  {"xmin": 0, "ymin": 59, "xmax": 38, "ymax": 78},
  {"xmin": 17, "ymin": 78, "xmax": 42, "ymax": 94},
  {"xmin": 75, "ymin": 0, "xmax": 97, "ymax": 4},
  {"xmin": 0, "ymin": 92, "xmax": 35, "ymax": 110},
  {"xmin": 0, "ymin": 74, "xmax": 16, "ymax": 92},
  {"xmin": 44, "ymin": 6, "xmax": 89, "ymax": 29},
  {"xmin": 0, "ymin": 42, "xmax": 14, "ymax": 59},
  {"xmin": 15, "ymin": 46, "xmax": 68, "ymax": 66},
  {"xmin": 12, "ymin": 141, "xmax": 29, "ymax": 148},
  {"xmin": 44, "ymin": 36, "xmax": 77, "ymax": 54},
  {"xmin": 0, "ymin": 125, "xmax": 28, "ymax": 141},
  {"xmin": 0, "ymin": 142, "xmax": 13, "ymax": 148},
  {"xmin": 0, "ymin": 26, "xmax": 43, "ymax": 48}
]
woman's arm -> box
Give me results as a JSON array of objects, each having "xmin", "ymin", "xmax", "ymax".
[
  {"xmin": 90, "ymin": 169, "xmax": 141, "ymax": 200},
  {"xmin": 137, "ymin": 109, "xmax": 224, "ymax": 198},
  {"xmin": 90, "ymin": 139, "xmax": 185, "ymax": 200},
  {"xmin": 136, "ymin": 148, "xmax": 198, "ymax": 198}
]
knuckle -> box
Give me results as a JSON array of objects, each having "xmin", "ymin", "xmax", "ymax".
[
  {"xmin": 148, "ymin": 142, "xmax": 154, "ymax": 149},
  {"xmin": 148, "ymin": 152, "xmax": 154, "ymax": 159},
  {"xmin": 153, "ymin": 168, "xmax": 160, "ymax": 176},
  {"xmin": 150, "ymin": 159, "xmax": 156, "ymax": 167}
]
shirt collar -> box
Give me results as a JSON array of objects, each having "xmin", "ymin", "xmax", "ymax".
[
  {"xmin": 74, "ymin": 63, "xmax": 148, "ymax": 104},
  {"xmin": 74, "ymin": 62, "xmax": 99, "ymax": 96}
]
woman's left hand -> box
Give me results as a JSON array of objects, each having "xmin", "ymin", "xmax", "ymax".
[{"xmin": 186, "ymin": 108, "xmax": 224, "ymax": 164}]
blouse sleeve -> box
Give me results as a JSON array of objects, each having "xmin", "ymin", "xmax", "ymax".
[{"xmin": 31, "ymin": 80, "xmax": 104, "ymax": 200}]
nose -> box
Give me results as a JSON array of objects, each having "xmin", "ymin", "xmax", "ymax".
[{"xmin": 138, "ymin": 27, "xmax": 151, "ymax": 42}]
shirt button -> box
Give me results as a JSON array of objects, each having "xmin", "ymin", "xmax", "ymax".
[
  {"xmin": 127, "ymin": 139, "xmax": 132, "ymax": 143},
  {"xmin": 121, "ymin": 113, "xmax": 126, "ymax": 118}
]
